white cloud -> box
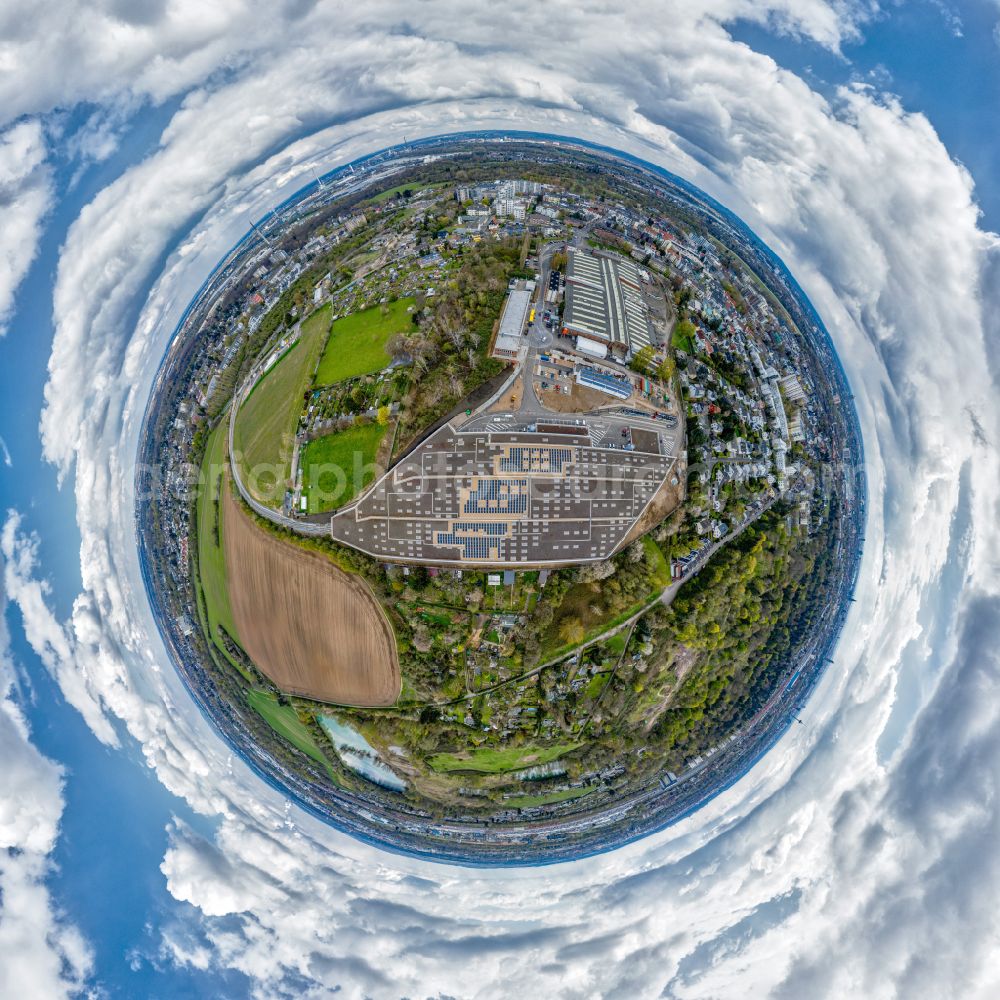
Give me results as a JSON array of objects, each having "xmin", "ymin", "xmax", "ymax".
[
  {"xmin": 1, "ymin": 512, "xmax": 119, "ymax": 746},
  {"xmin": 0, "ymin": 120, "xmax": 51, "ymax": 337},
  {"xmin": 0, "ymin": 0, "xmax": 998, "ymax": 997},
  {"xmin": 0, "ymin": 555, "xmax": 93, "ymax": 999},
  {"xmin": 0, "ymin": 0, "xmax": 875, "ymax": 130}
]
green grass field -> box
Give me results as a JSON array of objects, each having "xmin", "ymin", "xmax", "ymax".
[
  {"xmin": 299, "ymin": 422, "xmax": 386, "ymax": 512},
  {"xmin": 369, "ymin": 181, "xmax": 448, "ymax": 204},
  {"xmin": 233, "ymin": 304, "xmax": 331, "ymax": 507},
  {"xmin": 585, "ymin": 673, "xmax": 611, "ymax": 700},
  {"xmin": 314, "ymin": 298, "xmax": 414, "ymax": 386},
  {"xmin": 506, "ymin": 786, "xmax": 595, "ymax": 809},
  {"xmin": 642, "ymin": 535, "xmax": 671, "ymax": 587},
  {"xmin": 427, "ymin": 742, "xmax": 580, "ymax": 775},
  {"xmin": 246, "ymin": 690, "xmax": 334, "ymax": 772},
  {"xmin": 193, "ymin": 421, "xmax": 249, "ymax": 677},
  {"xmin": 605, "ymin": 633, "xmax": 627, "ymax": 656},
  {"xmin": 672, "ymin": 320, "xmax": 695, "ymax": 354}
]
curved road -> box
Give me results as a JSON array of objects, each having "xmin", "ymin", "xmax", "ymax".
[{"xmin": 227, "ymin": 349, "xmax": 331, "ymax": 538}]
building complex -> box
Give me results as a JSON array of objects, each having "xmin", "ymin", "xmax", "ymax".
[{"xmin": 562, "ymin": 247, "xmax": 655, "ymax": 360}]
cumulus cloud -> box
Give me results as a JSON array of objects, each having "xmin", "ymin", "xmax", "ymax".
[
  {"xmin": 0, "ymin": 555, "xmax": 93, "ymax": 998},
  {"xmin": 0, "ymin": 0, "xmax": 876, "ymax": 130},
  {"xmin": 0, "ymin": 120, "xmax": 51, "ymax": 337},
  {"xmin": 1, "ymin": 511, "xmax": 119, "ymax": 746},
  {"xmin": 0, "ymin": 0, "xmax": 998, "ymax": 997}
]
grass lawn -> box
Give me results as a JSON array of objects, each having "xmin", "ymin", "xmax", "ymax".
[
  {"xmin": 605, "ymin": 633, "xmax": 627, "ymax": 656},
  {"xmin": 506, "ymin": 786, "xmax": 595, "ymax": 809},
  {"xmin": 193, "ymin": 422, "xmax": 250, "ymax": 678},
  {"xmin": 585, "ymin": 673, "xmax": 611, "ymax": 700},
  {"xmin": 315, "ymin": 298, "xmax": 414, "ymax": 386},
  {"xmin": 428, "ymin": 741, "xmax": 581, "ymax": 775},
  {"xmin": 671, "ymin": 321, "xmax": 695, "ymax": 354},
  {"xmin": 369, "ymin": 181, "xmax": 448, "ymax": 204},
  {"xmin": 540, "ymin": 536, "xmax": 671, "ymax": 660},
  {"xmin": 642, "ymin": 535, "xmax": 671, "ymax": 587},
  {"xmin": 233, "ymin": 304, "xmax": 331, "ymax": 508},
  {"xmin": 419, "ymin": 610, "xmax": 451, "ymax": 629},
  {"xmin": 299, "ymin": 422, "xmax": 386, "ymax": 513},
  {"xmin": 246, "ymin": 690, "xmax": 334, "ymax": 774}
]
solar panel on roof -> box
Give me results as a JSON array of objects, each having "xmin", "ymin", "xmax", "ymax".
[{"xmin": 463, "ymin": 478, "xmax": 528, "ymax": 515}]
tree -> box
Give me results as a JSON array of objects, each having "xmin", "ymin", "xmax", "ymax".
[
  {"xmin": 657, "ymin": 356, "xmax": 676, "ymax": 383},
  {"xmin": 630, "ymin": 345, "xmax": 655, "ymax": 376},
  {"xmin": 387, "ymin": 333, "xmax": 409, "ymax": 360},
  {"xmin": 376, "ymin": 405, "xmax": 390, "ymax": 426},
  {"xmin": 412, "ymin": 625, "xmax": 433, "ymax": 653},
  {"xmin": 673, "ymin": 319, "xmax": 696, "ymax": 352},
  {"xmin": 577, "ymin": 559, "xmax": 616, "ymax": 583},
  {"xmin": 559, "ymin": 617, "xmax": 585, "ymax": 645}
]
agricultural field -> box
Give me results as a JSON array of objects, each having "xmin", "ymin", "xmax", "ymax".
[
  {"xmin": 195, "ymin": 422, "xmax": 233, "ymax": 635},
  {"xmin": 299, "ymin": 422, "xmax": 386, "ymax": 513},
  {"xmin": 314, "ymin": 298, "xmax": 414, "ymax": 385},
  {"xmin": 427, "ymin": 741, "xmax": 580, "ymax": 775},
  {"xmin": 233, "ymin": 304, "xmax": 331, "ymax": 507},
  {"xmin": 223, "ymin": 484, "xmax": 400, "ymax": 706}
]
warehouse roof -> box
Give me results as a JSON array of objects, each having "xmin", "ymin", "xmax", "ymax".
[
  {"xmin": 563, "ymin": 248, "xmax": 652, "ymax": 354},
  {"xmin": 493, "ymin": 288, "xmax": 532, "ymax": 357}
]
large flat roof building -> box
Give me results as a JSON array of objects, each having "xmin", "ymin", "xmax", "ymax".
[
  {"xmin": 563, "ymin": 248, "xmax": 653, "ymax": 358},
  {"xmin": 326, "ymin": 418, "xmax": 676, "ymax": 568},
  {"xmin": 492, "ymin": 287, "xmax": 532, "ymax": 360}
]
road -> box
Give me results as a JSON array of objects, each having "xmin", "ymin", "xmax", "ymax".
[
  {"xmin": 226, "ymin": 238, "xmax": 563, "ymax": 538},
  {"xmin": 431, "ymin": 484, "xmax": 786, "ymax": 708},
  {"xmin": 227, "ymin": 243, "xmax": 680, "ymax": 558},
  {"xmin": 226, "ymin": 335, "xmax": 331, "ymax": 538}
]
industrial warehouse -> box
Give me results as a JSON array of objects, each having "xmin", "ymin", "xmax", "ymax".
[
  {"xmin": 491, "ymin": 282, "xmax": 534, "ymax": 360},
  {"xmin": 326, "ymin": 418, "xmax": 677, "ymax": 567},
  {"xmin": 562, "ymin": 247, "xmax": 656, "ymax": 360}
]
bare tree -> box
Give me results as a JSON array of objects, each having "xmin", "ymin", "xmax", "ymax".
[
  {"xmin": 386, "ymin": 333, "xmax": 410, "ymax": 359},
  {"xmin": 412, "ymin": 625, "xmax": 433, "ymax": 654},
  {"xmin": 577, "ymin": 559, "xmax": 617, "ymax": 583}
]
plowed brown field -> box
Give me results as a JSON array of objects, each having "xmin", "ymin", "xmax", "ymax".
[{"xmin": 223, "ymin": 484, "xmax": 400, "ymax": 706}]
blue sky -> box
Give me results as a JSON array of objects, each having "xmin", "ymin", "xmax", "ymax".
[
  {"xmin": 731, "ymin": 0, "xmax": 1000, "ymax": 228},
  {"xmin": 1, "ymin": 2, "xmax": 999, "ymax": 997},
  {"xmin": 0, "ymin": 187, "xmax": 231, "ymax": 993}
]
